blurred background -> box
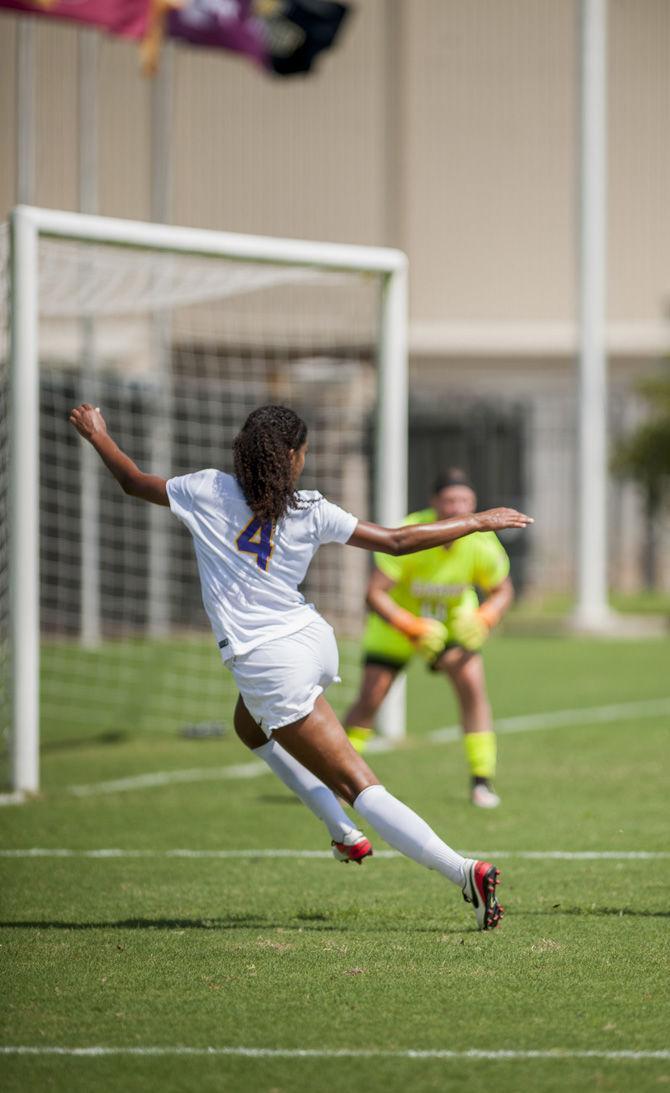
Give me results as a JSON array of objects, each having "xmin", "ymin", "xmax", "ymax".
[
  {"xmin": 3, "ymin": 0, "xmax": 669, "ymax": 603},
  {"xmin": 2, "ymin": 0, "xmax": 670, "ymax": 774}
]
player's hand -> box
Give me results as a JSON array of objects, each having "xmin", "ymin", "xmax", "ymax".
[
  {"xmin": 411, "ymin": 617, "xmax": 449, "ymax": 660},
  {"xmin": 390, "ymin": 608, "xmax": 448, "ymax": 660},
  {"xmin": 69, "ymin": 403, "xmax": 108, "ymax": 441},
  {"xmin": 473, "ymin": 507, "xmax": 533, "ymax": 532},
  {"xmin": 451, "ymin": 605, "xmax": 490, "ymax": 651}
]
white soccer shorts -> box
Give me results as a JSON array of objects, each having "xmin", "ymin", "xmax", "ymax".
[{"xmin": 227, "ymin": 615, "xmax": 340, "ymax": 736}]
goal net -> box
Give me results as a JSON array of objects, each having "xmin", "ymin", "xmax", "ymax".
[{"xmin": 1, "ymin": 209, "xmax": 408, "ymax": 793}]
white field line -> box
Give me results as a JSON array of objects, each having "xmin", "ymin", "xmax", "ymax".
[
  {"xmin": 428, "ymin": 696, "xmax": 670, "ymax": 744},
  {"xmin": 0, "ymin": 792, "xmax": 27, "ymax": 807},
  {"xmin": 0, "ymin": 1046, "xmax": 668, "ymax": 1061},
  {"xmin": 0, "ymin": 849, "xmax": 668, "ymax": 861},
  {"xmin": 65, "ymin": 695, "xmax": 670, "ymax": 797},
  {"xmin": 68, "ymin": 760, "xmax": 266, "ymax": 797}
]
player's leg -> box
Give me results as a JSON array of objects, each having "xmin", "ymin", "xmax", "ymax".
[
  {"xmin": 275, "ymin": 696, "xmax": 503, "ymax": 928},
  {"xmin": 343, "ymin": 661, "xmax": 399, "ymax": 752},
  {"xmin": 233, "ymin": 696, "xmax": 368, "ymax": 855},
  {"xmin": 345, "ymin": 611, "xmax": 413, "ymax": 753},
  {"xmin": 435, "ymin": 647, "xmax": 499, "ymax": 808}
]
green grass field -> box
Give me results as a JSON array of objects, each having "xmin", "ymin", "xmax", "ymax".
[{"xmin": 1, "ymin": 635, "xmax": 669, "ymax": 1092}]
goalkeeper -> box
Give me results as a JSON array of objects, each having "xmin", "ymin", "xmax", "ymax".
[{"xmin": 345, "ymin": 468, "xmax": 514, "ymax": 809}]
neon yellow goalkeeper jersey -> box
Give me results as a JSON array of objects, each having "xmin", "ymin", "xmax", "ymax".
[{"xmin": 362, "ymin": 508, "xmax": 510, "ymax": 663}]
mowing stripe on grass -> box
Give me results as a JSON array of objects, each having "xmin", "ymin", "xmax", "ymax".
[
  {"xmin": 0, "ymin": 1046, "xmax": 668, "ymax": 1061},
  {"xmin": 1, "ymin": 848, "xmax": 668, "ymax": 860},
  {"xmin": 429, "ymin": 696, "xmax": 670, "ymax": 743},
  {"xmin": 65, "ymin": 695, "xmax": 670, "ymax": 797}
]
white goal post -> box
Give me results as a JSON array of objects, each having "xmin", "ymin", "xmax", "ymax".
[{"xmin": 4, "ymin": 205, "xmax": 409, "ymax": 794}]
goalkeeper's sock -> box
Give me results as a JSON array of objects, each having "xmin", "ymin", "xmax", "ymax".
[
  {"xmin": 353, "ymin": 784, "xmax": 465, "ymax": 887},
  {"xmin": 464, "ymin": 731, "xmax": 497, "ymax": 780},
  {"xmin": 253, "ymin": 739, "xmax": 356, "ymax": 841}
]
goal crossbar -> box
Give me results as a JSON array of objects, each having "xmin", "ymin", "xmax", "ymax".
[{"xmin": 12, "ymin": 205, "xmax": 408, "ymax": 274}]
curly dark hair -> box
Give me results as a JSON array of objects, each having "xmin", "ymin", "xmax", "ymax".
[{"xmin": 233, "ymin": 405, "xmax": 308, "ymax": 523}]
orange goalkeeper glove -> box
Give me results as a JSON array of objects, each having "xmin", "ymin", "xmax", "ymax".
[
  {"xmin": 389, "ymin": 608, "xmax": 448, "ymax": 661},
  {"xmin": 451, "ymin": 601, "xmax": 501, "ymax": 652}
]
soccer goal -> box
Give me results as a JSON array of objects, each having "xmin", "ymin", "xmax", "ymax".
[{"xmin": 0, "ymin": 206, "xmax": 408, "ymax": 794}]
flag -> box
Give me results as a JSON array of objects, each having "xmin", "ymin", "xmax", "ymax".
[
  {"xmin": 167, "ymin": 0, "xmax": 350, "ymax": 76},
  {"xmin": 0, "ymin": 0, "xmax": 151, "ymax": 38},
  {"xmin": 166, "ymin": 0, "xmax": 266, "ymax": 66},
  {"xmin": 263, "ymin": 0, "xmax": 350, "ymax": 76},
  {"xmin": 0, "ymin": 0, "xmax": 349, "ymax": 76}
]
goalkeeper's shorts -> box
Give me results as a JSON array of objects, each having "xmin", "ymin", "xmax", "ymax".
[{"xmin": 227, "ymin": 615, "xmax": 340, "ymax": 736}]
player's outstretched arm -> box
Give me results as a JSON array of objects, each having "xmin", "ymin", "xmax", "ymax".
[
  {"xmin": 68, "ymin": 403, "xmax": 169, "ymax": 507},
  {"xmin": 347, "ymin": 508, "xmax": 533, "ymax": 556}
]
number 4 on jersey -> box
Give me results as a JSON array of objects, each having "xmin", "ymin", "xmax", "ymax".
[{"xmin": 236, "ymin": 517, "xmax": 274, "ymax": 571}]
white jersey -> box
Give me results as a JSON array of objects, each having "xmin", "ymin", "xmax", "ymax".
[{"xmin": 166, "ymin": 469, "xmax": 358, "ymax": 660}]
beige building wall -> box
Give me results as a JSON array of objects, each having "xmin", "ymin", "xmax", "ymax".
[
  {"xmin": 2, "ymin": 1, "xmax": 669, "ymax": 324},
  {"xmin": 170, "ymin": 2, "xmax": 387, "ymax": 243},
  {"xmin": 1, "ymin": 0, "xmax": 669, "ymax": 592},
  {"xmin": 0, "ymin": 2, "xmax": 389, "ymax": 236},
  {"xmin": 400, "ymin": 0, "xmax": 577, "ymax": 324}
]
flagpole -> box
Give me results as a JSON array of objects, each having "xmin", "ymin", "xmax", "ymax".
[
  {"xmin": 379, "ymin": 0, "xmax": 407, "ymax": 740},
  {"xmin": 147, "ymin": 43, "xmax": 174, "ymax": 638},
  {"xmin": 573, "ymin": 0, "xmax": 615, "ymax": 632},
  {"xmin": 78, "ymin": 30, "xmax": 102, "ymax": 649},
  {"xmin": 16, "ymin": 19, "xmax": 36, "ymax": 205}
]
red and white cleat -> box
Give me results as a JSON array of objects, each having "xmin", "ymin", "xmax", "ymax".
[
  {"xmin": 331, "ymin": 830, "xmax": 373, "ymax": 864},
  {"xmin": 462, "ymin": 859, "xmax": 504, "ymax": 930}
]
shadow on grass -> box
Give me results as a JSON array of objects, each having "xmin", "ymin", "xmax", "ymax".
[
  {"xmin": 523, "ymin": 907, "xmax": 670, "ymax": 919},
  {"xmin": 0, "ymin": 915, "xmax": 467, "ymax": 934},
  {"xmin": 0, "ymin": 917, "xmax": 336, "ymax": 932}
]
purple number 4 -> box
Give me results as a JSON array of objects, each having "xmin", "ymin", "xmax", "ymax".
[{"xmin": 236, "ymin": 517, "xmax": 274, "ymax": 571}]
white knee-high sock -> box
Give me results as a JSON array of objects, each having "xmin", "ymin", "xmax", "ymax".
[
  {"xmin": 353, "ymin": 783, "xmax": 466, "ymax": 887},
  {"xmin": 254, "ymin": 739, "xmax": 357, "ymax": 842}
]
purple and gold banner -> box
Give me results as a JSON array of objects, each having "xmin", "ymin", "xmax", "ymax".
[
  {"xmin": 0, "ymin": 0, "xmax": 350, "ymax": 74},
  {"xmin": 167, "ymin": 0, "xmax": 266, "ymax": 66},
  {"xmin": 168, "ymin": 0, "xmax": 349, "ymax": 76}
]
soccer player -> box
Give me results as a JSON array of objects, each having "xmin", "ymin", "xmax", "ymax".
[
  {"xmin": 345, "ymin": 468, "xmax": 513, "ymax": 809},
  {"xmin": 69, "ymin": 402, "xmax": 533, "ymax": 930}
]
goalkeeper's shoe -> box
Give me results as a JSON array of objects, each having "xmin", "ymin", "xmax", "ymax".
[
  {"xmin": 471, "ymin": 780, "xmax": 501, "ymax": 809},
  {"xmin": 346, "ymin": 726, "xmax": 375, "ymax": 754},
  {"xmin": 332, "ymin": 830, "xmax": 373, "ymax": 864},
  {"xmin": 462, "ymin": 859, "xmax": 504, "ymax": 930}
]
